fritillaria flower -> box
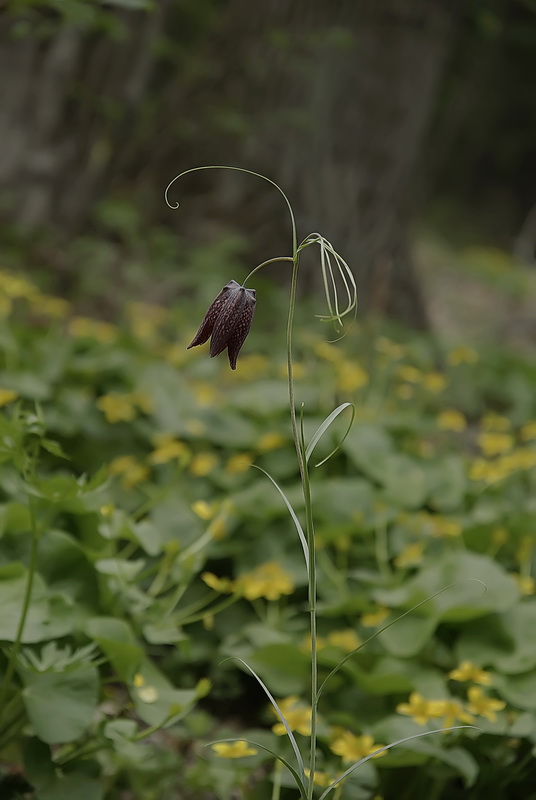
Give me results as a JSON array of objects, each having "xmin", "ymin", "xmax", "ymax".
[{"xmin": 187, "ymin": 280, "xmax": 256, "ymax": 370}]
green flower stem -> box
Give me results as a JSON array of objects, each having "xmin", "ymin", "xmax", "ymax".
[
  {"xmin": 271, "ymin": 757, "xmax": 283, "ymax": 800},
  {"xmin": 243, "ymin": 256, "xmax": 294, "ymax": 287},
  {"xmin": 0, "ymin": 494, "xmax": 40, "ymax": 718},
  {"xmin": 285, "ymin": 253, "xmax": 317, "ymax": 799}
]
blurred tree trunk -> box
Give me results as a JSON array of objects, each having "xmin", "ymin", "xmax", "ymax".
[{"xmin": 209, "ymin": 0, "xmax": 461, "ymax": 328}]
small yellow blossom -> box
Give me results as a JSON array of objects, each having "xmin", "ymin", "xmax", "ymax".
[
  {"xmin": 394, "ymin": 541, "xmax": 426, "ymax": 568},
  {"xmin": 466, "ymin": 687, "xmax": 506, "ymax": 721},
  {"xmin": 361, "ymin": 607, "xmax": 390, "ymax": 627},
  {"xmin": 133, "ymin": 674, "xmax": 145, "ymax": 688},
  {"xmin": 235, "ymin": 354, "xmax": 270, "ymax": 378},
  {"xmin": 108, "ymin": 455, "xmax": 148, "ymax": 489},
  {"xmin": 314, "ymin": 340, "xmax": 343, "ymax": 362},
  {"xmin": 189, "ymin": 452, "xmax": 219, "ymax": 477},
  {"xmin": 432, "ymin": 698, "xmax": 475, "ymax": 728},
  {"xmin": 149, "ymin": 437, "xmax": 190, "ymax": 465},
  {"xmin": 447, "ymin": 346, "xmax": 479, "ymax": 366},
  {"xmin": 163, "ymin": 342, "xmax": 188, "ymax": 367},
  {"xmin": 68, "ymin": 316, "xmax": 118, "ymax": 343},
  {"xmin": 191, "ymin": 500, "xmax": 216, "ymax": 520},
  {"xmin": 97, "ymin": 393, "xmax": 137, "ymax": 424},
  {"xmin": 207, "ymin": 514, "xmax": 227, "ymax": 540},
  {"xmin": 520, "ymin": 421, "xmax": 536, "ymax": 441},
  {"xmin": 126, "ymin": 302, "xmax": 168, "ymax": 340},
  {"xmin": 0, "ymin": 389, "xmax": 19, "ymax": 407},
  {"xmin": 185, "ymin": 418, "xmax": 206, "ymax": 437},
  {"xmin": 511, "ymin": 573, "xmax": 535, "ymax": 596},
  {"xmin": 432, "ymin": 517, "xmax": 462, "ymax": 538},
  {"xmin": 256, "ymin": 431, "xmax": 287, "ymax": 452},
  {"xmin": 131, "ymin": 390, "xmax": 153, "ymax": 415},
  {"xmin": 327, "ymin": 629, "xmax": 362, "ymax": 652},
  {"xmin": 423, "ymin": 372, "xmax": 448, "ymax": 393},
  {"xmin": 32, "ymin": 294, "xmax": 71, "ymax": 318},
  {"xmin": 396, "ymin": 692, "xmax": 444, "ymax": 725},
  {"xmin": 336, "ymin": 361, "xmax": 369, "ymax": 393},
  {"xmin": 396, "ymin": 384, "xmax": 415, "ymax": 400},
  {"xmin": 137, "ymin": 685, "xmax": 159, "ymax": 703},
  {"xmin": 272, "ymin": 696, "xmax": 312, "ymax": 736},
  {"xmin": 0, "ymin": 271, "xmax": 38, "ymax": 299},
  {"xmin": 375, "ymin": 337, "xmax": 405, "ymax": 360},
  {"xmin": 491, "ymin": 527, "xmax": 508, "ymax": 547},
  {"xmin": 0, "ymin": 295, "xmax": 12, "ymax": 315},
  {"xmin": 469, "ymin": 458, "xmax": 505, "ymax": 484},
  {"xmin": 201, "ymin": 572, "xmax": 234, "ymax": 593},
  {"xmin": 304, "ymin": 769, "xmax": 335, "ymax": 788},
  {"xmin": 448, "ymin": 661, "xmax": 492, "ymax": 686},
  {"xmin": 237, "ymin": 561, "xmax": 294, "ymax": 601},
  {"xmin": 193, "ymin": 382, "xmax": 220, "ymax": 407},
  {"xmin": 212, "ymin": 740, "xmax": 257, "ymax": 758},
  {"xmin": 330, "ymin": 732, "xmax": 386, "ymax": 763},
  {"xmin": 437, "ymin": 409, "xmax": 467, "ymax": 432},
  {"xmin": 396, "ymin": 365, "xmax": 423, "ymax": 384},
  {"xmin": 477, "ymin": 432, "xmax": 514, "ymax": 457},
  {"xmin": 481, "ymin": 413, "xmax": 511, "ymax": 432},
  {"xmin": 225, "ymin": 453, "xmax": 253, "ymax": 475},
  {"xmin": 99, "ymin": 503, "xmax": 115, "ymax": 517}
]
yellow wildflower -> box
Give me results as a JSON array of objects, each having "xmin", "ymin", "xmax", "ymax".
[
  {"xmin": 0, "ymin": 271, "xmax": 38, "ymax": 299},
  {"xmin": 256, "ymin": 431, "xmax": 287, "ymax": 452},
  {"xmin": 272, "ymin": 696, "xmax": 312, "ymax": 736},
  {"xmin": 237, "ymin": 561, "xmax": 294, "ymax": 601},
  {"xmin": 99, "ymin": 504, "xmax": 115, "ymax": 517},
  {"xmin": 469, "ymin": 458, "xmax": 505, "ymax": 484},
  {"xmin": 396, "ymin": 384, "xmax": 415, "ymax": 400},
  {"xmin": 236, "ymin": 354, "xmax": 269, "ymax": 378},
  {"xmin": 361, "ymin": 607, "xmax": 390, "ymax": 627},
  {"xmin": 185, "ymin": 418, "xmax": 206, "ymax": 437},
  {"xmin": 131, "ymin": 390, "xmax": 153, "ymax": 415},
  {"xmin": 394, "ymin": 541, "xmax": 425, "ymax": 568},
  {"xmin": 0, "ymin": 389, "xmax": 19, "ymax": 407},
  {"xmin": 225, "ymin": 453, "xmax": 253, "ymax": 475},
  {"xmin": 149, "ymin": 436, "xmax": 190, "ymax": 465},
  {"xmin": 97, "ymin": 393, "xmax": 137, "ymax": 424},
  {"xmin": 108, "ymin": 455, "xmax": 148, "ymax": 489},
  {"xmin": 423, "ymin": 372, "xmax": 447, "ymax": 393},
  {"xmin": 481, "ymin": 413, "xmax": 511, "ymax": 432},
  {"xmin": 432, "ymin": 698, "xmax": 475, "ymax": 728},
  {"xmin": 504, "ymin": 448, "xmax": 536, "ymax": 471},
  {"xmin": 126, "ymin": 302, "xmax": 168, "ymax": 340},
  {"xmin": 207, "ymin": 514, "xmax": 227, "ymax": 540},
  {"xmin": 191, "ymin": 500, "xmax": 216, "ymax": 520},
  {"xmin": 133, "ymin": 674, "xmax": 145, "ymax": 688},
  {"xmin": 447, "ymin": 346, "xmax": 478, "ymax": 366},
  {"xmin": 32, "ymin": 294, "xmax": 71, "ymax": 318},
  {"xmin": 336, "ymin": 361, "xmax": 369, "ymax": 393},
  {"xmin": 327, "ymin": 629, "xmax": 361, "ymax": 652},
  {"xmin": 432, "ymin": 517, "xmax": 462, "ymax": 538},
  {"xmin": 511, "ymin": 573, "xmax": 535, "ymax": 596},
  {"xmin": 212, "ymin": 741, "xmax": 257, "ymax": 758},
  {"xmin": 466, "ymin": 687, "xmax": 506, "ymax": 721},
  {"xmin": 396, "ymin": 365, "xmax": 422, "ymax": 384},
  {"xmin": 193, "ymin": 382, "xmax": 220, "ymax": 407},
  {"xmin": 203, "ymin": 614, "xmax": 214, "ymax": 630},
  {"xmin": 163, "ymin": 342, "xmax": 188, "ymax": 367},
  {"xmin": 520, "ymin": 421, "xmax": 536, "ymax": 441},
  {"xmin": 396, "ymin": 692, "xmax": 444, "ymax": 725},
  {"xmin": 477, "ymin": 432, "xmax": 514, "ymax": 457},
  {"xmin": 137, "ymin": 685, "xmax": 159, "ymax": 703},
  {"xmin": 437, "ymin": 409, "xmax": 467, "ymax": 432},
  {"xmin": 68, "ymin": 317, "xmax": 118, "ymax": 343},
  {"xmin": 189, "ymin": 452, "xmax": 219, "ymax": 477},
  {"xmin": 201, "ymin": 572, "xmax": 234, "ymax": 593},
  {"xmin": 330, "ymin": 732, "xmax": 386, "ymax": 763},
  {"xmin": 448, "ymin": 661, "xmax": 492, "ymax": 686},
  {"xmin": 304, "ymin": 769, "xmax": 335, "ymax": 788},
  {"xmin": 314, "ymin": 340, "xmax": 343, "ymax": 362},
  {"xmin": 375, "ymin": 337, "xmax": 405, "ymax": 360}
]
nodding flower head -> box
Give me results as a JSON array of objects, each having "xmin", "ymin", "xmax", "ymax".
[{"xmin": 187, "ymin": 280, "xmax": 256, "ymax": 370}]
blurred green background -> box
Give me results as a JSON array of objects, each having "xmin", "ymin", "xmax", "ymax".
[{"xmin": 1, "ymin": 2, "xmax": 536, "ymax": 800}]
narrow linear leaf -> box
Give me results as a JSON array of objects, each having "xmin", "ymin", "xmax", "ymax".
[
  {"xmin": 253, "ymin": 466, "xmax": 308, "ymax": 569},
  {"xmin": 221, "ymin": 656, "xmax": 305, "ymax": 780},
  {"xmin": 305, "ymin": 402, "xmax": 355, "ymax": 467}
]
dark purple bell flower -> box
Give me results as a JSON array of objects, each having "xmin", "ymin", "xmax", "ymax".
[{"xmin": 187, "ymin": 280, "xmax": 256, "ymax": 370}]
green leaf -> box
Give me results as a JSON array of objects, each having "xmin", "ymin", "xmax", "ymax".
[
  {"xmin": 456, "ymin": 601, "xmax": 536, "ymax": 673},
  {"xmin": 21, "ymin": 666, "xmax": 99, "ymax": 744},
  {"xmin": 0, "ymin": 564, "xmax": 74, "ymax": 642},
  {"xmin": 244, "ymin": 644, "xmax": 310, "ymax": 695},
  {"xmin": 85, "ymin": 617, "xmax": 143, "ymax": 681},
  {"xmin": 23, "ymin": 738, "xmax": 103, "ymax": 800},
  {"xmin": 378, "ymin": 614, "xmax": 439, "ymax": 658},
  {"xmin": 426, "ymin": 455, "xmax": 467, "ymax": 511}
]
